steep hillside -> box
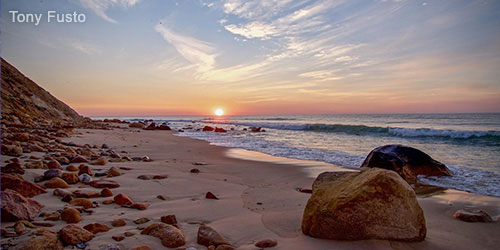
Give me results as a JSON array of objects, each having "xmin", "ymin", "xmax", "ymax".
[{"xmin": 1, "ymin": 58, "xmax": 84, "ymax": 125}]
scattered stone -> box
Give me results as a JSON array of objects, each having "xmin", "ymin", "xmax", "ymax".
[
  {"xmin": 99, "ymin": 243, "xmax": 120, "ymax": 250},
  {"xmin": 216, "ymin": 245, "xmax": 235, "ymax": 250},
  {"xmin": 15, "ymin": 220, "xmax": 34, "ymax": 235},
  {"xmin": 193, "ymin": 162, "xmax": 207, "ymax": 165},
  {"xmin": 59, "ymin": 224, "xmax": 94, "ymax": 245},
  {"xmin": 141, "ymin": 222, "xmax": 186, "ymax": 248},
  {"xmin": 62, "ymin": 194, "xmax": 74, "ymax": 202},
  {"xmin": 129, "ymin": 122, "xmax": 146, "ymax": 129},
  {"xmin": 124, "ymin": 231, "xmax": 136, "ymax": 237},
  {"xmin": 70, "ymin": 198, "xmax": 94, "ymax": 209},
  {"xmin": 25, "ymin": 160, "xmax": 44, "ymax": 169},
  {"xmin": 2, "ymin": 144, "xmax": 23, "ymax": 156},
  {"xmin": 153, "ymin": 174, "xmax": 168, "ymax": 179},
  {"xmin": 103, "ymin": 200, "xmax": 114, "ymax": 205},
  {"xmin": 79, "ymin": 164, "xmax": 94, "ymax": 176},
  {"xmin": 142, "ymin": 155, "xmax": 152, "ymax": 162},
  {"xmin": 134, "ymin": 217, "xmax": 150, "ymax": 224},
  {"xmin": 66, "ymin": 165, "xmax": 79, "ymax": 171},
  {"xmin": 2, "ymin": 162, "xmax": 25, "ymax": 174},
  {"xmin": 137, "ymin": 175, "xmax": 153, "ymax": 180},
  {"xmin": 44, "ymin": 177, "xmax": 69, "ymax": 188},
  {"xmin": 102, "ymin": 144, "xmax": 109, "ymax": 149},
  {"xmin": 197, "ymin": 225, "xmax": 230, "ymax": 247},
  {"xmin": 61, "ymin": 207, "xmax": 81, "ymax": 223},
  {"xmin": 101, "ymin": 188, "xmax": 114, "ymax": 197},
  {"xmin": 296, "ymin": 187, "xmax": 312, "ymax": 194},
  {"xmin": 73, "ymin": 189, "xmax": 101, "ymax": 198},
  {"xmin": 92, "ymin": 157, "xmax": 108, "ymax": 166},
  {"xmin": 190, "ymin": 168, "xmax": 200, "ymax": 173},
  {"xmin": 62, "ymin": 172, "xmax": 79, "ymax": 184},
  {"xmin": 72, "ymin": 155, "xmax": 89, "ymax": 163},
  {"xmin": 83, "ymin": 223, "xmax": 111, "ymax": 234},
  {"xmin": 44, "ymin": 212, "xmax": 61, "ymax": 221},
  {"xmin": 361, "ymin": 144, "xmax": 451, "ymax": 183},
  {"xmin": 90, "ymin": 179, "xmax": 120, "ymax": 188},
  {"xmin": 131, "ymin": 246, "xmax": 152, "ymax": 250},
  {"xmin": 144, "ymin": 122, "xmax": 156, "ymax": 130},
  {"xmin": 112, "ymin": 218, "xmax": 126, "ymax": 227},
  {"xmin": 301, "ymin": 168, "xmax": 426, "ymax": 241},
  {"xmin": 161, "ymin": 215, "xmax": 177, "ymax": 225},
  {"xmin": 1, "ymin": 189, "xmax": 43, "ymax": 222},
  {"xmin": 14, "ymin": 228, "xmax": 63, "ymax": 249},
  {"xmin": 112, "ymin": 235, "xmax": 125, "ymax": 241},
  {"xmin": 255, "ymin": 239, "xmax": 278, "ymax": 248},
  {"xmin": 114, "ymin": 193, "xmax": 133, "ymax": 205},
  {"xmin": 453, "ymin": 209, "xmax": 493, "ymax": 223},
  {"xmin": 44, "ymin": 169, "xmax": 62, "ymax": 180},
  {"xmin": 53, "ymin": 188, "xmax": 72, "ymax": 197},
  {"xmin": 1, "ymin": 174, "xmax": 47, "ymax": 197},
  {"xmin": 157, "ymin": 123, "xmax": 171, "ymax": 130},
  {"xmin": 131, "ymin": 202, "xmax": 150, "ymax": 210},
  {"xmin": 157, "ymin": 195, "xmax": 167, "ymax": 200},
  {"xmin": 78, "ymin": 173, "xmax": 93, "ymax": 184},
  {"xmin": 33, "ymin": 221, "xmax": 56, "ymax": 227},
  {"xmin": 107, "ymin": 167, "xmax": 121, "ymax": 177},
  {"xmin": 47, "ymin": 160, "xmax": 63, "ymax": 169},
  {"xmin": 203, "ymin": 126, "xmax": 214, "ymax": 131},
  {"xmin": 205, "ymin": 192, "xmax": 219, "ymax": 200},
  {"xmin": 215, "ymin": 127, "xmax": 227, "ymax": 133}
]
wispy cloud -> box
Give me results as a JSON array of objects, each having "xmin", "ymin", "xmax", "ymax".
[
  {"xmin": 78, "ymin": 0, "xmax": 141, "ymax": 23},
  {"xmin": 155, "ymin": 23, "xmax": 217, "ymax": 75},
  {"xmin": 70, "ymin": 41, "xmax": 100, "ymax": 55}
]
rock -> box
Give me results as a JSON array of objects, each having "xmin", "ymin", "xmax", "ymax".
[
  {"xmin": 112, "ymin": 235, "xmax": 125, "ymax": 241},
  {"xmin": 44, "ymin": 212, "xmax": 60, "ymax": 221},
  {"xmin": 102, "ymin": 143, "xmax": 109, "ymax": 148},
  {"xmin": 30, "ymin": 143, "xmax": 47, "ymax": 152},
  {"xmin": 153, "ymin": 174, "xmax": 168, "ymax": 179},
  {"xmin": 137, "ymin": 175, "xmax": 153, "ymax": 180},
  {"xmin": 25, "ymin": 161, "xmax": 44, "ymax": 169},
  {"xmin": 62, "ymin": 172, "xmax": 79, "ymax": 184},
  {"xmin": 101, "ymin": 188, "xmax": 114, "ymax": 197},
  {"xmin": 215, "ymin": 127, "xmax": 227, "ymax": 133},
  {"xmin": 250, "ymin": 127, "xmax": 262, "ymax": 132},
  {"xmin": 190, "ymin": 168, "xmax": 200, "ymax": 173},
  {"xmin": 205, "ymin": 192, "xmax": 219, "ymax": 200},
  {"xmin": 56, "ymin": 156, "xmax": 70, "ymax": 164},
  {"xmin": 216, "ymin": 245, "xmax": 235, "ymax": 250},
  {"xmin": 78, "ymin": 164, "xmax": 94, "ymax": 176},
  {"xmin": 161, "ymin": 215, "xmax": 177, "ymax": 225},
  {"xmin": 15, "ymin": 220, "xmax": 34, "ymax": 235},
  {"xmin": 301, "ymin": 168, "xmax": 426, "ymax": 241},
  {"xmin": 129, "ymin": 122, "xmax": 146, "ymax": 129},
  {"xmin": 99, "ymin": 243, "xmax": 120, "ymax": 250},
  {"xmin": 15, "ymin": 228, "xmax": 64, "ymax": 250},
  {"xmin": 91, "ymin": 157, "xmax": 108, "ymax": 166},
  {"xmin": 70, "ymin": 198, "xmax": 93, "ymax": 209},
  {"xmin": 112, "ymin": 218, "xmax": 126, "ymax": 227},
  {"xmin": 453, "ymin": 209, "xmax": 493, "ymax": 223},
  {"xmin": 44, "ymin": 177, "xmax": 69, "ymax": 188},
  {"xmin": 193, "ymin": 162, "xmax": 207, "ymax": 166},
  {"xmin": 78, "ymin": 173, "xmax": 92, "ymax": 184},
  {"xmin": 107, "ymin": 167, "xmax": 121, "ymax": 177},
  {"xmin": 44, "ymin": 169, "xmax": 62, "ymax": 180},
  {"xmin": 13, "ymin": 133, "xmax": 30, "ymax": 141},
  {"xmin": 47, "ymin": 160, "xmax": 63, "ymax": 169},
  {"xmin": 131, "ymin": 246, "xmax": 152, "ymax": 250},
  {"xmin": 72, "ymin": 155, "xmax": 89, "ymax": 163},
  {"xmin": 141, "ymin": 222, "xmax": 186, "ymax": 248},
  {"xmin": 90, "ymin": 179, "xmax": 120, "ymax": 188},
  {"xmin": 157, "ymin": 123, "xmax": 171, "ymax": 130},
  {"xmin": 61, "ymin": 207, "xmax": 81, "ymax": 223},
  {"xmin": 124, "ymin": 231, "xmax": 135, "ymax": 237},
  {"xmin": 203, "ymin": 126, "xmax": 214, "ymax": 131},
  {"xmin": 1, "ymin": 189, "xmax": 43, "ymax": 222},
  {"xmin": 33, "ymin": 221, "xmax": 56, "ymax": 227},
  {"xmin": 53, "ymin": 188, "xmax": 72, "ymax": 197},
  {"xmin": 134, "ymin": 217, "xmax": 150, "ymax": 224},
  {"xmin": 103, "ymin": 199, "xmax": 114, "ymax": 204},
  {"xmin": 197, "ymin": 225, "xmax": 230, "ymax": 247},
  {"xmin": 3, "ymin": 162, "xmax": 25, "ymax": 174},
  {"xmin": 1, "ymin": 144, "xmax": 23, "ymax": 156},
  {"xmin": 66, "ymin": 165, "xmax": 79, "ymax": 171},
  {"xmin": 142, "ymin": 155, "xmax": 152, "ymax": 162},
  {"xmin": 131, "ymin": 202, "xmax": 150, "ymax": 210},
  {"xmin": 73, "ymin": 189, "xmax": 100, "ymax": 198},
  {"xmin": 296, "ymin": 187, "xmax": 312, "ymax": 194},
  {"xmin": 83, "ymin": 223, "xmax": 111, "ymax": 234},
  {"xmin": 255, "ymin": 239, "xmax": 278, "ymax": 248},
  {"xmin": 144, "ymin": 122, "xmax": 156, "ymax": 130},
  {"xmin": 157, "ymin": 195, "xmax": 167, "ymax": 200},
  {"xmin": 1, "ymin": 174, "xmax": 47, "ymax": 197},
  {"xmin": 114, "ymin": 193, "xmax": 133, "ymax": 205},
  {"xmin": 61, "ymin": 194, "xmax": 73, "ymax": 202},
  {"xmin": 361, "ymin": 145, "xmax": 451, "ymax": 183},
  {"xmin": 59, "ymin": 224, "xmax": 94, "ymax": 245}
]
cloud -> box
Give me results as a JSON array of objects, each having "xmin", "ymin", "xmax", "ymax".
[
  {"xmin": 78, "ymin": 0, "xmax": 141, "ymax": 23},
  {"xmin": 224, "ymin": 22, "xmax": 277, "ymax": 39},
  {"xmin": 70, "ymin": 41, "xmax": 100, "ymax": 55},
  {"xmin": 155, "ymin": 23, "xmax": 217, "ymax": 74}
]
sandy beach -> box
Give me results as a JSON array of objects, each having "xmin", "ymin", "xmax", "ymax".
[{"xmin": 2, "ymin": 125, "xmax": 499, "ymax": 250}]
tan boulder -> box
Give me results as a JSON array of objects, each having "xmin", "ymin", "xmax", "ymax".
[
  {"xmin": 61, "ymin": 207, "xmax": 81, "ymax": 223},
  {"xmin": 61, "ymin": 172, "xmax": 79, "ymax": 184},
  {"xmin": 59, "ymin": 224, "xmax": 94, "ymax": 245},
  {"xmin": 69, "ymin": 198, "xmax": 93, "ymax": 209},
  {"xmin": 302, "ymin": 168, "xmax": 426, "ymax": 241},
  {"xmin": 15, "ymin": 228, "xmax": 64, "ymax": 250},
  {"xmin": 141, "ymin": 222, "xmax": 185, "ymax": 248},
  {"xmin": 197, "ymin": 225, "xmax": 230, "ymax": 247},
  {"xmin": 44, "ymin": 177, "xmax": 69, "ymax": 189}
]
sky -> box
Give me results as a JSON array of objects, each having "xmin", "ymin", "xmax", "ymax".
[{"xmin": 1, "ymin": 0, "xmax": 500, "ymax": 116}]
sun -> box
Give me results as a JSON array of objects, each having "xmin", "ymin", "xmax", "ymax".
[{"xmin": 214, "ymin": 108, "xmax": 224, "ymax": 116}]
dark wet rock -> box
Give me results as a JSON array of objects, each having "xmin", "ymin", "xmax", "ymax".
[
  {"xmin": 190, "ymin": 168, "xmax": 200, "ymax": 173},
  {"xmin": 205, "ymin": 192, "xmax": 219, "ymax": 200},
  {"xmin": 301, "ymin": 168, "xmax": 426, "ymax": 241},
  {"xmin": 361, "ymin": 144, "xmax": 451, "ymax": 183},
  {"xmin": 203, "ymin": 126, "xmax": 214, "ymax": 131},
  {"xmin": 215, "ymin": 127, "xmax": 227, "ymax": 133}
]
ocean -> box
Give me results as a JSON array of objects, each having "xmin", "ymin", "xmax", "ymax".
[{"xmin": 108, "ymin": 113, "xmax": 500, "ymax": 197}]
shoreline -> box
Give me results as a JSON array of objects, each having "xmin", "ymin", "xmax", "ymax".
[{"xmin": 2, "ymin": 126, "xmax": 499, "ymax": 249}]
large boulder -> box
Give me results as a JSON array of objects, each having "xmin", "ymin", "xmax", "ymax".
[
  {"xmin": 1, "ymin": 174, "xmax": 47, "ymax": 197},
  {"xmin": 58, "ymin": 224, "xmax": 94, "ymax": 245},
  {"xmin": 360, "ymin": 144, "xmax": 451, "ymax": 182},
  {"xmin": 1, "ymin": 189, "xmax": 44, "ymax": 222},
  {"xmin": 15, "ymin": 228, "xmax": 64, "ymax": 250},
  {"xmin": 302, "ymin": 168, "xmax": 426, "ymax": 242}
]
